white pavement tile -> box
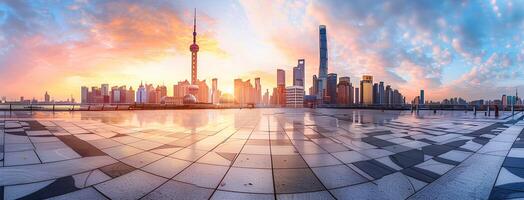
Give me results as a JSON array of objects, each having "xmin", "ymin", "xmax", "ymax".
[
  {"xmin": 95, "ymin": 170, "xmax": 166, "ymax": 200},
  {"xmin": 219, "ymin": 167, "xmax": 274, "ymax": 193}
]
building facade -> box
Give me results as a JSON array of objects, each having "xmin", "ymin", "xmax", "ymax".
[{"xmin": 286, "ymin": 86, "xmax": 304, "ymax": 108}]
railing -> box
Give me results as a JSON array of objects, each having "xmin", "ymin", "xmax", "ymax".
[
  {"xmin": 0, "ymin": 102, "xmax": 522, "ymax": 112},
  {"xmin": 0, "ymin": 103, "xmax": 253, "ymax": 112}
]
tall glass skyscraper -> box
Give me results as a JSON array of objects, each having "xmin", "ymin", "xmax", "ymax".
[
  {"xmin": 318, "ymin": 25, "xmax": 328, "ymax": 100},
  {"xmin": 327, "ymin": 73, "xmax": 337, "ymax": 104}
]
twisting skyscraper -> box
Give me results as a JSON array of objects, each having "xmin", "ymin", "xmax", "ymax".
[
  {"xmin": 190, "ymin": 9, "xmax": 199, "ymax": 85},
  {"xmin": 318, "ymin": 25, "xmax": 328, "ymax": 100}
]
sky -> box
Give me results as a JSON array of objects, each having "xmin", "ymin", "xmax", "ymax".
[{"xmin": 1, "ymin": 0, "xmax": 523, "ymax": 102}]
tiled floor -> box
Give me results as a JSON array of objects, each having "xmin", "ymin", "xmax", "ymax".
[{"xmin": 0, "ymin": 109, "xmax": 523, "ymax": 200}]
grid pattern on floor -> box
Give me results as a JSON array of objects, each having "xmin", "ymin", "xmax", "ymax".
[{"xmin": 0, "ymin": 109, "xmax": 522, "ymax": 200}]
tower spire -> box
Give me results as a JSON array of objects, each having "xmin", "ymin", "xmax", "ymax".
[{"xmin": 193, "ymin": 8, "xmax": 197, "ymax": 44}]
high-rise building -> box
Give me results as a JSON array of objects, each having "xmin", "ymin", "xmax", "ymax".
[
  {"xmin": 277, "ymin": 69, "xmax": 285, "ymax": 86},
  {"xmin": 355, "ymin": 88, "xmax": 360, "ymax": 105},
  {"xmin": 101, "ymin": 84, "xmax": 110, "ymax": 103},
  {"xmin": 174, "ymin": 80, "xmax": 191, "ymax": 99},
  {"xmin": 379, "ymin": 82, "xmax": 385, "ymax": 105},
  {"xmin": 255, "ymin": 77, "xmax": 262, "ymax": 104},
  {"xmin": 81, "ymin": 86, "xmax": 88, "ymax": 103},
  {"xmin": 385, "ymin": 85, "xmax": 392, "ymax": 105},
  {"xmin": 420, "ymin": 90, "xmax": 425, "ymax": 105},
  {"xmin": 327, "ymin": 73, "xmax": 337, "ymax": 104},
  {"xmin": 211, "ymin": 78, "xmax": 221, "ymax": 104},
  {"xmin": 286, "ymin": 86, "xmax": 304, "ymax": 108},
  {"xmin": 373, "ymin": 83, "xmax": 379, "ymax": 105},
  {"xmin": 311, "ymin": 75, "xmax": 318, "ymax": 96},
  {"xmin": 502, "ymin": 95, "xmax": 507, "ymax": 108},
  {"xmin": 263, "ymin": 89, "xmax": 269, "ymax": 105},
  {"xmin": 337, "ymin": 77, "xmax": 351, "ymax": 105},
  {"xmin": 234, "ymin": 79, "xmax": 256, "ymax": 105},
  {"xmin": 318, "ymin": 25, "xmax": 328, "ymax": 100},
  {"xmin": 360, "ymin": 75, "xmax": 373, "ymax": 105},
  {"xmin": 293, "ymin": 59, "xmax": 305, "ymax": 87},
  {"xmin": 111, "ymin": 86, "xmax": 120, "ymax": 103},
  {"xmin": 44, "ymin": 91, "xmax": 50, "ymax": 102},
  {"xmin": 127, "ymin": 87, "xmax": 135, "ymax": 103},
  {"xmin": 136, "ymin": 82, "xmax": 147, "ymax": 103}
]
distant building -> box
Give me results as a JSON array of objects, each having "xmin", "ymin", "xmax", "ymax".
[
  {"xmin": 277, "ymin": 69, "xmax": 286, "ymax": 106},
  {"xmin": 286, "ymin": 86, "xmax": 304, "ymax": 108},
  {"xmin": 263, "ymin": 89, "xmax": 269, "ymax": 105},
  {"xmin": 360, "ymin": 75, "xmax": 373, "ymax": 105},
  {"xmin": 326, "ymin": 73, "xmax": 337, "ymax": 104},
  {"xmin": 44, "ymin": 91, "xmax": 50, "ymax": 102},
  {"xmin": 318, "ymin": 25, "xmax": 328, "ymax": 100},
  {"xmin": 136, "ymin": 82, "xmax": 147, "ymax": 103},
  {"xmin": 81, "ymin": 86, "xmax": 88, "ymax": 103},
  {"xmin": 293, "ymin": 59, "xmax": 305, "ymax": 87},
  {"xmin": 234, "ymin": 79, "xmax": 256, "ymax": 105},
  {"xmin": 311, "ymin": 75, "xmax": 318, "ymax": 96},
  {"xmin": 255, "ymin": 77, "xmax": 262, "ymax": 104},
  {"xmin": 211, "ymin": 78, "xmax": 221, "ymax": 104},
  {"xmin": 385, "ymin": 85, "xmax": 392, "ymax": 105},
  {"xmin": 379, "ymin": 82, "xmax": 385, "ymax": 105},
  {"xmin": 355, "ymin": 88, "xmax": 360, "ymax": 104},
  {"xmin": 373, "ymin": 83, "xmax": 379, "ymax": 105},
  {"xmin": 420, "ymin": 90, "xmax": 425, "ymax": 105},
  {"xmin": 337, "ymin": 77, "xmax": 351, "ymax": 105},
  {"xmin": 277, "ymin": 69, "xmax": 285, "ymax": 86}
]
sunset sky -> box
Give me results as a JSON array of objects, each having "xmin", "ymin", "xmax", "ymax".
[{"xmin": 1, "ymin": 0, "xmax": 523, "ymax": 101}]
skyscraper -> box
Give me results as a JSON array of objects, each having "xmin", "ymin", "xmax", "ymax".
[
  {"xmin": 420, "ymin": 90, "xmax": 425, "ymax": 105},
  {"xmin": 101, "ymin": 84, "xmax": 110, "ymax": 103},
  {"xmin": 318, "ymin": 25, "xmax": 328, "ymax": 100},
  {"xmin": 385, "ymin": 85, "xmax": 392, "ymax": 105},
  {"xmin": 81, "ymin": 86, "xmax": 88, "ymax": 103},
  {"xmin": 311, "ymin": 75, "xmax": 318, "ymax": 95},
  {"xmin": 234, "ymin": 79, "xmax": 256, "ymax": 105},
  {"xmin": 44, "ymin": 91, "xmax": 50, "ymax": 102},
  {"xmin": 360, "ymin": 75, "xmax": 373, "ymax": 105},
  {"xmin": 190, "ymin": 9, "xmax": 199, "ymax": 85},
  {"xmin": 211, "ymin": 78, "xmax": 220, "ymax": 104},
  {"xmin": 337, "ymin": 77, "xmax": 351, "ymax": 105},
  {"xmin": 327, "ymin": 73, "xmax": 337, "ymax": 104},
  {"xmin": 136, "ymin": 82, "xmax": 147, "ymax": 103},
  {"xmin": 293, "ymin": 59, "xmax": 305, "ymax": 87},
  {"xmin": 379, "ymin": 82, "xmax": 385, "ymax": 105},
  {"xmin": 355, "ymin": 88, "xmax": 360, "ymax": 105},
  {"xmin": 255, "ymin": 77, "xmax": 262, "ymax": 104},
  {"xmin": 277, "ymin": 69, "xmax": 285, "ymax": 86},
  {"xmin": 373, "ymin": 83, "xmax": 379, "ymax": 105}
]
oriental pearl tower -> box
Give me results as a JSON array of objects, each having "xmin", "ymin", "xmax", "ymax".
[{"xmin": 190, "ymin": 8, "xmax": 199, "ymax": 85}]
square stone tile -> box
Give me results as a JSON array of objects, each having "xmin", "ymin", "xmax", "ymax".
[
  {"xmin": 219, "ymin": 167, "xmax": 273, "ymax": 193},
  {"xmin": 272, "ymin": 155, "xmax": 308, "ymax": 169},
  {"xmin": 332, "ymin": 151, "xmax": 369, "ymax": 164},
  {"xmin": 302, "ymin": 153, "xmax": 342, "ymax": 167},
  {"xmin": 142, "ymin": 157, "xmax": 192, "ymax": 178},
  {"xmin": 35, "ymin": 147, "xmax": 81, "ymax": 163},
  {"xmin": 312, "ymin": 165, "xmax": 368, "ymax": 189},
  {"xmin": 102, "ymin": 145, "xmax": 143, "ymax": 159},
  {"xmin": 233, "ymin": 153, "xmax": 272, "ymax": 169},
  {"xmin": 273, "ymin": 168, "xmax": 325, "ymax": 193},
  {"xmin": 4, "ymin": 150, "xmax": 40, "ymax": 166},
  {"xmin": 142, "ymin": 180, "xmax": 214, "ymax": 200},
  {"xmin": 174, "ymin": 163, "xmax": 229, "ymax": 188},
  {"xmin": 211, "ymin": 190, "xmax": 274, "ymax": 200},
  {"xmin": 95, "ymin": 170, "xmax": 166, "ymax": 200},
  {"xmin": 121, "ymin": 151, "xmax": 163, "ymax": 168}
]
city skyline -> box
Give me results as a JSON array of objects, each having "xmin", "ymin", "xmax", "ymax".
[{"xmin": 1, "ymin": 1, "xmax": 524, "ymax": 101}]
